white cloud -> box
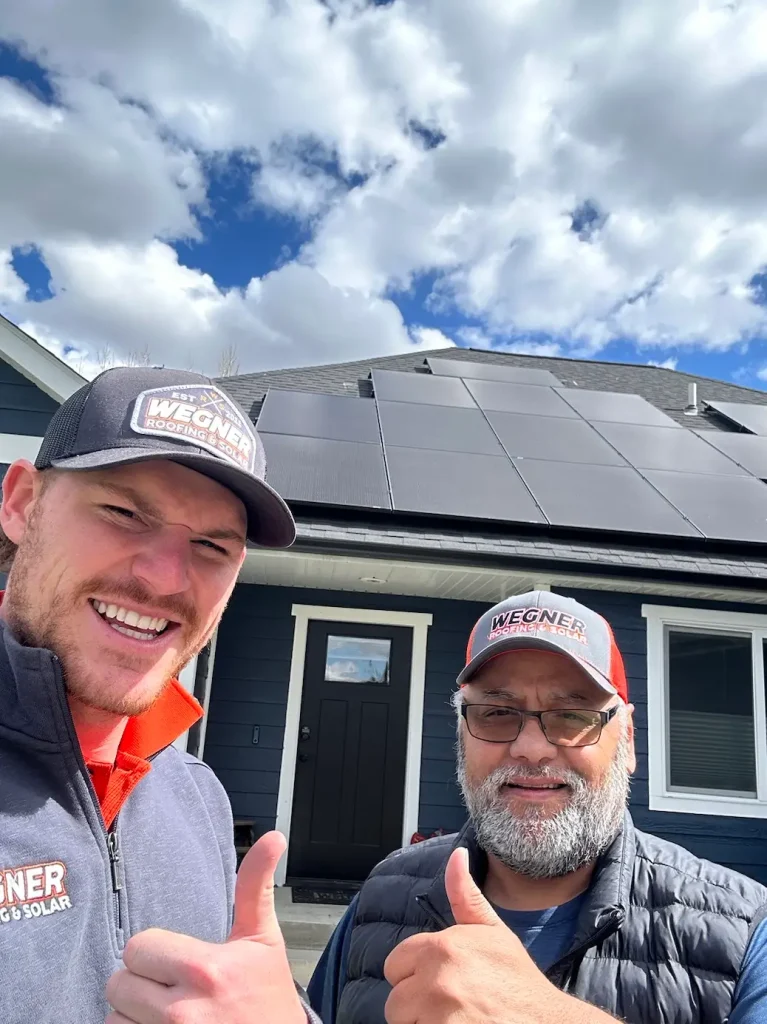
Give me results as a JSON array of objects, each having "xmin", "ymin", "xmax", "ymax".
[
  {"xmin": 3, "ymin": 241, "xmax": 446, "ymax": 374},
  {"xmin": 0, "ymin": 250, "xmax": 26, "ymax": 303},
  {"xmin": 2, "ymin": 0, "xmax": 767, "ymax": 371},
  {"xmin": 757, "ymin": 365, "xmax": 767, "ymax": 382},
  {"xmin": 647, "ymin": 357, "xmax": 679, "ymax": 370}
]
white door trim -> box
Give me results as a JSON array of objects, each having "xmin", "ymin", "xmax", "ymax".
[{"xmin": 274, "ymin": 604, "xmax": 433, "ymax": 886}]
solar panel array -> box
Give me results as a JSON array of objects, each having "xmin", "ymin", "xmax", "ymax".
[
  {"xmin": 256, "ymin": 360, "xmax": 767, "ymax": 543},
  {"xmin": 705, "ymin": 401, "xmax": 767, "ymax": 436}
]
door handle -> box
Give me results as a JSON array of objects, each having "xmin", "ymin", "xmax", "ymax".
[
  {"xmin": 300, "ymin": 725, "xmax": 311, "ymax": 742},
  {"xmin": 298, "ymin": 752, "xmax": 310, "ymax": 763}
]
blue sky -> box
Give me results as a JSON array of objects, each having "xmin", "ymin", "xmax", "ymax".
[{"xmin": 2, "ymin": 2, "xmax": 767, "ymax": 387}]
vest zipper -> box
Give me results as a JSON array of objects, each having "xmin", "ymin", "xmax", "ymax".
[
  {"xmin": 546, "ymin": 913, "xmax": 623, "ymax": 986},
  {"xmin": 415, "ymin": 893, "xmax": 450, "ymax": 930}
]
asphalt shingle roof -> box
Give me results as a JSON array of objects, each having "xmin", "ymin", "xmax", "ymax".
[{"xmin": 219, "ymin": 347, "xmax": 767, "ymax": 430}]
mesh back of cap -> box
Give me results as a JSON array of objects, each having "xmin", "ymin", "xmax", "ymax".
[{"xmin": 35, "ymin": 382, "xmax": 94, "ymax": 469}]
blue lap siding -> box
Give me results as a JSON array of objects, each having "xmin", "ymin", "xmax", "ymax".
[
  {"xmin": 204, "ymin": 581, "xmax": 767, "ymax": 884},
  {"xmin": 0, "ymin": 357, "xmax": 59, "ymax": 435}
]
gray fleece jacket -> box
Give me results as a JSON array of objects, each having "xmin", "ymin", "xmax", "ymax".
[{"xmin": 0, "ymin": 620, "xmax": 318, "ymax": 1024}]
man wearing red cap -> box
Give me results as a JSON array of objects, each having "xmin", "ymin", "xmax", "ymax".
[{"xmin": 308, "ymin": 591, "xmax": 767, "ymax": 1024}]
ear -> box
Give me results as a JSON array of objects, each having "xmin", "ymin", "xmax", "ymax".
[
  {"xmin": 624, "ymin": 703, "xmax": 637, "ymax": 776},
  {"xmin": 0, "ymin": 461, "xmax": 45, "ymax": 545}
]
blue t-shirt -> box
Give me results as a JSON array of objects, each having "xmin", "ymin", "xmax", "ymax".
[
  {"xmin": 729, "ymin": 918, "xmax": 767, "ymax": 1023},
  {"xmin": 307, "ymin": 891, "xmax": 584, "ymax": 1024}
]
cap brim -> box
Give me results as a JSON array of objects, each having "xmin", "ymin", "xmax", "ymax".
[
  {"xmin": 456, "ymin": 635, "xmax": 617, "ymax": 696},
  {"xmin": 50, "ymin": 446, "xmax": 296, "ymax": 548}
]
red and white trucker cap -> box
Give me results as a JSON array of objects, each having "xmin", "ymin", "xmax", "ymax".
[{"xmin": 457, "ymin": 591, "xmax": 628, "ymax": 703}]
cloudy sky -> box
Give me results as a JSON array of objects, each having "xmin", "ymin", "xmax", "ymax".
[{"xmin": 2, "ymin": 0, "xmax": 767, "ymax": 386}]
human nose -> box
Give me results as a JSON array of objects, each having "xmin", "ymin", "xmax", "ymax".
[
  {"xmin": 131, "ymin": 525, "xmax": 192, "ymax": 596},
  {"xmin": 507, "ymin": 712, "xmax": 557, "ymax": 763}
]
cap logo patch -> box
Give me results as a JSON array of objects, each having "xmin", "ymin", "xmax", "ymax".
[
  {"xmin": 131, "ymin": 385, "xmax": 256, "ymax": 473},
  {"xmin": 488, "ymin": 607, "xmax": 587, "ymax": 646}
]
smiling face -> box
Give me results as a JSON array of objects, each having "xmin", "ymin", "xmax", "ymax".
[
  {"xmin": 457, "ymin": 648, "xmax": 636, "ymax": 878},
  {"xmin": 0, "ymin": 459, "xmax": 247, "ymax": 717}
]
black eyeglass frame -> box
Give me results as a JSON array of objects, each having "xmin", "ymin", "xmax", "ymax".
[{"xmin": 460, "ymin": 703, "xmax": 620, "ymax": 747}]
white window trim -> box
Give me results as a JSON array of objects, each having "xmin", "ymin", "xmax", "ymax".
[
  {"xmin": 274, "ymin": 604, "xmax": 433, "ymax": 887},
  {"xmin": 0, "ymin": 433, "xmax": 43, "ymax": 465},
  {"xmin": 643, "ymin": 603, "xmax": 767, "ymax": 818}
]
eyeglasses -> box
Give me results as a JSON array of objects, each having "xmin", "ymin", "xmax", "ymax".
[{"xmin": 460, "ymin": 703, "xmax": 620, "ymax": 747}]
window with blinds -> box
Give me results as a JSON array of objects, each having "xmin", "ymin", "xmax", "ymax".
[{"xmin": 667, "ymin": 629, "xmax": 756, "ymax": 796}]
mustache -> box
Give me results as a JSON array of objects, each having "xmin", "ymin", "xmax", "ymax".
[
  {"xmin": 484, "ymin": 763, "xmax": 586, "ymax": 791},
  {"xmin": 76, "ymin": 576, "xmax": 199, "ymax": 628}
]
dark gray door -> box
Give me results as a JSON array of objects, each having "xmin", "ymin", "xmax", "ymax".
[{"xmin": 287, "ymin": 620, "xmax": 412, "ymax": 883}]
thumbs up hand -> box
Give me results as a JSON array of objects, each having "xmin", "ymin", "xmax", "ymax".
[
  {"xmin": 383, "ymin": 848, "xmax": 612, "ymax": 1024},
  {"xmin": 105, "ymin": 831, "xmax": 306, "ymax": 1024}
]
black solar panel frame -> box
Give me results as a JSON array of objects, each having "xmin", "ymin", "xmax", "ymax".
[
  {"xmin": 486, "ymin": 411, "xmax": 628, "ymax": 466},
  {"xmin": 426, "ymin": 357, "xmax": 561, "ymax": 386},
  {"xmin": 642, "ymin": 469, "xmax": 767, "ymax": 543},
  {"xmin": 515, "ymin": 459, "xmax": 702, "ymax": 537},
  {"xmin": 693, "ymin": 431, "xmax": 767, "ymax": 478},
  {"xmin": 378, "ymin": 400, "xmax": 504, "ymax": 456},
  {"xmin": 464, "ymin": 379, "xmax": 580, "ymax": 418},
  {"xmin": 593, "ymin": 421, "xmax": 747, "ymax": 475},
  {"xmin": 555, "ymin": 387, "xmax": 681, "ymax": 428},
  {"xmin": 705, "ymin": 401, "xmax": 767, "ymax": 436},
  {"xmin": 257, "ymin": 388, "xmax": 381, "ymax": 443},
  {"xmin": 371, "ymin": 369, "xmax": 475, "ymax": 408},
  {"xmin": 261, "ymin": 433, "xmax": 391, "ymax": 509},
  {"xmin": 385, "ymin": 445, "xmax": 546, "ymax": 523}
]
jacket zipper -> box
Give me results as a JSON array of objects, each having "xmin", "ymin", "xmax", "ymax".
[
  {"xmin": 107, "ymin": 829, "xmax": 123, "ymax": 932},
  {"xmin": 50, "ymin": 653, "xmax": 125, "ymax": 944}
]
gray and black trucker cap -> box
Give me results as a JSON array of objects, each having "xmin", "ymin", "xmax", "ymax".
[{"xmin": 34, "ymin": 366, "xmax": 296, "ymax": 548}]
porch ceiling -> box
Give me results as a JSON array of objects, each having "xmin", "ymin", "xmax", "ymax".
[{"xmin": 240, "ymin": 548, "xmax": 767, "ymax": 605}]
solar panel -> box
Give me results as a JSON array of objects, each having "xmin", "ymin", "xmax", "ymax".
[
  {"xmin": 378, "ymin": 401, "xmax": 504, "ymax": 456},
  {"xmin": 464, "ymin": 379, "xmax": 579, "ymax": 418},
  {"xmin": 643, "ymin": 470, "xmax": 767, "ymax": 543},
  {"xmin": 593, "ymin": 421, "xmax": 747, "ymax": 475},
  {"xmin": 556, "ymin": 388, "xmax": 680, "ymax": 427},
  {"xmin": 371, "ymin": 369, "xmax": 475, "ymax": 408},
  {"xmin": 385, "ymin": 446, "xmax": 546, "ymax": 523},
  {"xmin": 257, "ymin": 388, "xmax": 380, "ymax": 443},
  {"xmin": 261, "ymin": 433, "xmax": 391, "ymax": 508},
  {"xmin": 516, "ymin": 460, "xmax": 701, "ymax": 537},
  {"xmin": 705, "ymin": 401, "xmax": 767, "ymax": 436},
  {"xmin": 486, "ymin": 411, "xmax": 627, "ymax": 466},
  {"xmin": 426, "ymin": 357, "xmax": 561, "ymax": 386},
  {"xmin": 693, "ymin": 431, "xmax": 767, "ymax": 478}
]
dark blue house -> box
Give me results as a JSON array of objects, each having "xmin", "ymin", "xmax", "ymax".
[
  {"xmin": 4, "ymin": 313, "xmax": 767, "ymax": 892},
  {"xmin": 200, "ymin": 349, "xmax": 767, "ymax": 890}
]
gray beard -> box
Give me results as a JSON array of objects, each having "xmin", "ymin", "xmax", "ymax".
[{"xmin": 457, "ymin": 730, "xmax": 630, "ymax": 879}]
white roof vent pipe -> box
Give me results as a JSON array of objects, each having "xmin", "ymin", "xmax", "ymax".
[{"xmin": 684, "ymin": 382, "xmax": 699, "ymax": 416}]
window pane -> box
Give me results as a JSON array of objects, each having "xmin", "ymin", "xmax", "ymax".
[
  {"xmin": 667, "ymin": 629, "xmax": 755, "ymax": 795},
  {"xmin": 325, "ymin": 635, "xmax": 391, "ymax": 685}
]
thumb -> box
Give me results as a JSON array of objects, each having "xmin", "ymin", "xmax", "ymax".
[
  {"xmin": 228, "ymin": 830, "xmax": 287, "ymax": 946},
  {"xmin": 445, "ymin": 848, "xmax": 503, "ymax": 927}
]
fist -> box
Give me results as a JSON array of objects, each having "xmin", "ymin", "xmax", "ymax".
[{"xmin": 105, "ymin": 831, "xmax": 306, "ymax": 1024}]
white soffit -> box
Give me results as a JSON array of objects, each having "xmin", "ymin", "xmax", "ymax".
[{"xmin": 241, "ymin": 548, "xmax": 767, "ymax": 606}]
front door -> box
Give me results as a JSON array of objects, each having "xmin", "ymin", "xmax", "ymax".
[{"xmin": 287, "ymin": 619, "xmax": 413, "ymax": 883}]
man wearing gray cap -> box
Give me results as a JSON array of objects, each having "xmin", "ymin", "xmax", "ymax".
[
  {"xmin": 308, "ymin": 591, "xmax": 767, "ymax": 1024},
  {"xmin": 0, "ymin": 367, "xmax": 318, "ymax": 1024}
]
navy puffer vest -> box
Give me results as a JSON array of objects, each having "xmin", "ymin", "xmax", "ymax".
[{"xmin": 337, "ymin": 813, "xmax": 767, "ymax": 1024}]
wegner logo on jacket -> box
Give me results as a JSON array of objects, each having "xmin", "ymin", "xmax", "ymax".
[{"xmin": 0, "ymin": 861, "xmax": 72, "ymax": 924}]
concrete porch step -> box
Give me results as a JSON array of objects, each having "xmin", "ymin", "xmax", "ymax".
[{"xmin": 278, "ymin": 886, "xmax": 347, "ymax": 987}]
